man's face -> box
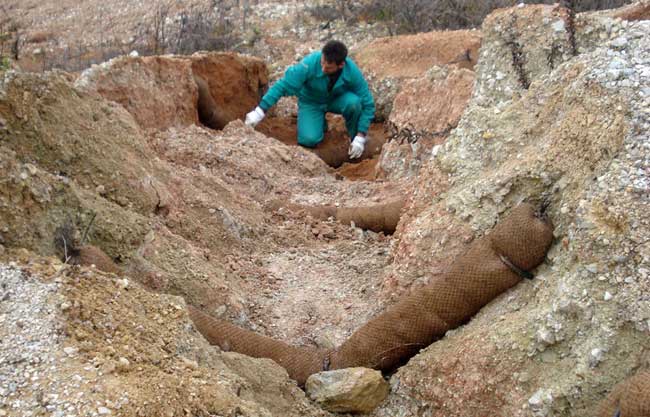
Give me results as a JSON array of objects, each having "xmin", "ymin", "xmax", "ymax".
[{"xmin": 321, "ymin": 55, "xmax": 344, "ymax": 74}]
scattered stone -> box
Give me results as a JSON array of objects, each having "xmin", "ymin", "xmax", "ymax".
[
  {"xmin": 63, "ymin": 347, "xmax": 78, "ymax": 356},
  {"xmin": 305, "ymin": 367, "xmax": 389, "ymax": 414},
  {"xmin": 536, "ymin": 328, "xmax": 556, "ymax": 346},
  {"xmin": 528, "ymin": 389, "xmax": 553, "ymax": 416},
  {"xmin": 589, "ymin": 348, "xmax": 605, "ymax": 367}
]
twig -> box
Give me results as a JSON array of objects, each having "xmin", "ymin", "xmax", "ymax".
[{"xmin": 80, "ymin": 212, "xmax": 97, "ymax": 246}]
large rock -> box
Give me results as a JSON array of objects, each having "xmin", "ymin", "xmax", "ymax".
[{"xmin": 306, "ymin": 368, "xmax": 389, "ymax": 414}]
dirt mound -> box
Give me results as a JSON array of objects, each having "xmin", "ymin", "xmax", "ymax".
[
  {"xmin": 189, "ymin": 52, "xmax": 269, "ymax": 125},
  {"xmin": 355, "ymin": 30, "xmax": 481, "ymax": 80},
  {"xmin": 354, "ymin": 29, "xmax": 481, "ymax": 122},
  {"xmin": 75, "ymin": 55, "xmax": 199, "ymax": 131},
  {"xmin": 377, "ymin": 5, "xmax": 650, "ymax": 417},
  {"xmin": 75, "ymin": 52, "xmax": 268, "ymax": 132},
  {"xmin": 0, "ymin": 251, "xmax": 330, "ymax": 417},
  {"xmin": 379, "ymin": 66, "xmax": 476, "ymax": 180}
]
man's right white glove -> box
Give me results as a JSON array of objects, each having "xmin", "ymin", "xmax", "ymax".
[
  {"xmin": 348, "ymin": 135, "xmax": 367, "ymax": 159},
  {"xmin": 245, "ymin": 106, "xmax": 265, "ymax": 127}
]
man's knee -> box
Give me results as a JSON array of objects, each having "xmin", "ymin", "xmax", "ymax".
[
  {"xmin": 297, "ymin": 133, "xmax": 324, "ymax": 148},
  {"xmin": 343, "ymin": 95, "xmax": 362, "ymax": 115}
]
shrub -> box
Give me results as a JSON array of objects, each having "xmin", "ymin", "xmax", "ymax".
[{"xmin": 353, "ymin": 0, "xmax": 635, "ymax": 34}]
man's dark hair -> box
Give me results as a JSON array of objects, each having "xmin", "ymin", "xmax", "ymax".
[{"xmin": 322, "ymin": 40, "xmax": 348, "ymax": 64}]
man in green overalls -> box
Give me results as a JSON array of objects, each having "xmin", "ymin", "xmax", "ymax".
[{"xmin": 245, "ymin": 40, "xmax": 375, "ymax": 159}]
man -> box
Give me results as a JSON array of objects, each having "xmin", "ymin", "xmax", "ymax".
[{"xmin": 245, "ymin": 40, "xmax": 375, "ymax": 159}]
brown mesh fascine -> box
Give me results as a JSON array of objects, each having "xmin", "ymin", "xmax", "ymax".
[
  {"xmin": 72, "ymin": 245, "xmax": 121, "ymax": 275},
  {"xmin": 330, "ymin": 204, "xmax": 553, "ymax": 371},
  {"xmin": 188, "ymin": 203, "xmax": 553, "ymax": 385},
  {"xmin": 488, "ymin": 204, "xmax": 553, "ymax": 271},
  {"xmin": 187, "ymin": 305, "xmax": 328, "ymax": 385},
  {"xmin": 273, "ymin": 199, "xmax": 405, "ymax": 234},
  {"xmin": 336, "ymin": 199, "xmax": 404, "ymax": 234},
  {"xmin": 598, "ymin": 371, "xmax": 650, "ymax": 417}
]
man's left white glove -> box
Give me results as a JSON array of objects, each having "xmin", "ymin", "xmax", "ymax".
[
  {"xmin": 348, "ymin": 135, "xmax": 366, "ymax": 159},
  {"xmin": 245, "ymin": 106, "xmax": 265, "ymax": 127}
]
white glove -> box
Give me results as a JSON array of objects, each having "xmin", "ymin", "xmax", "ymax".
[
  {"xmin": 348, "ymin": 135, "xmax": 366, "ymax": 159},
  {"xmin": 245, "ymin": 106, "xmax": 265, "ymax": 127}
]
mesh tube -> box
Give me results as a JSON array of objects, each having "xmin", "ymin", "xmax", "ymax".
[
  {"xmin": 188, "ymin": 203, "xmax": 553, "ymax": 385},
  {"xmin": 187, "ymin": 305, "xmax": 328, "ymax": 385},
  {"xmin": 274, "ymin": 199, "xmax": 405, "ymax": 234},
  {"xmin": 598, "ymin": 371, "xmax": 650, "ymax": 417}
]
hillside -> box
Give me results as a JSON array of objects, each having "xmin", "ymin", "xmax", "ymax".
[{"xmin": 1, "ymin": 1, "xmax": 650, "ymax": 417}]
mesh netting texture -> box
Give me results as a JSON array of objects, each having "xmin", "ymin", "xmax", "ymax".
[
  {"xmin": 188, "ymin": 203, "xmax": 553, "ymax": 385},
  {"xmin": 598, "ymin": 371, "xmax": 650, "ymax": 417}
]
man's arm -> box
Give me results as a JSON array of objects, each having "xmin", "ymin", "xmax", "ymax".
[
  {"xmin": 259, "ymin": 55, "xmax": 313, "ymax": 111},
  {"xmin": 347, "ymin": 60, "xmax": 375, "ymax": 136}
]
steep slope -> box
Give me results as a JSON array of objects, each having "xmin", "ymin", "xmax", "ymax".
[{"xmin": 377, "ymin": 5, "xmax": 650, "ymax": 417}]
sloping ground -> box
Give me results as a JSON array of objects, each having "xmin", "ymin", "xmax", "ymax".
[
  {"xmin": 377, "ymin": 5, "xmax": 650, "ymax": 417},
  {"xmin": 351, "ymin": 30, "xmax": 480, "ymax": 181},
  {"xmin": 0, "ymin": 252, "xmax": 330, "ymax": 417},
  {"xmin": 0, "ymin": 51, "xmax": 404, "ymax": 416},
  {"xmin": 1, "ymin": 3, "xmax": 649, "ymax": 417},
  {"xmin": 354, "ymin": 30, "xmax": 481, "ymax": 122}
]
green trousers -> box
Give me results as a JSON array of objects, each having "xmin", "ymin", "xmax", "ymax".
[{"xmin": 297, "ymin": 92, "xmax": 362, "ymax": 147}]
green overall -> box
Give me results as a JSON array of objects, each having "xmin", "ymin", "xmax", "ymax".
[{"xmin": 260, "ymin": 51, "xmax": 375, "ymax": 147}]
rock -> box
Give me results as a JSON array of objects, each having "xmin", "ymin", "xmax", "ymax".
[
  {"xmin": 529, "ymin": 389, "xmax": 553, "ymax": 416},
  {"xmin": 536, "ymin": 328, "xmax": 556, "ymax": 346},
  {"xmin": 305, "ymin": 367, "xmax": 389, "ymax": 414},
  {"xmin": 63, "ymin": 347, "xmax": 78, "ymax": 356},
  {"xmin": 589, "ymin": 348, "xmax": 605, "ymax": 367}
]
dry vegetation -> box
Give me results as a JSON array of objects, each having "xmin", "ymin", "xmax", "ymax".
[
  {"xmin": 346, "ymin": 0, "xmax": 630, "ymax": 34},
  {"xmin": 0, "ymin": 0, "xmax": 637, "ymax": 73}
]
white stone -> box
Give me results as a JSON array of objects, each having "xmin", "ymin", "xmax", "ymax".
[
  {"xmin": 589, "ymin": 348, "xmax": 605, "ymax": 367},
  {"xmin": 536, "ymin": 328, "xmax": 556, "ymax": 346},
  {"xmin": 63, "ymin": 347, "xmax": 78, "ymax": 356},
  {"xmin": 551, "ymin": 20, "xmax": 565, "ymax": 33},
  {"xmin": 604, "ymin": 291, "xmax": 613, "ymax": 301}
]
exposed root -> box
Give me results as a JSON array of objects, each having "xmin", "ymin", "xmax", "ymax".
[
  {"xmin": 53, "ymin": 218, "xmax": 120, "ymax": 274},
  {"xmin": 505, "ymin": 14, "xmax": 530, "ymax": 90}
]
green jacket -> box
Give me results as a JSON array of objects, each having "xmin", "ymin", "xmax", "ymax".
[{"xmin": 260, "ymin": 51, "xmax": 375, "ymax": 134}]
